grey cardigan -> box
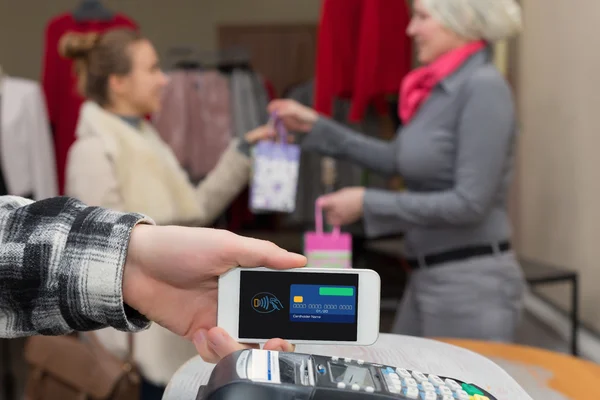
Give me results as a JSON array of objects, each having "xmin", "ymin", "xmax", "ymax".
[{"xmin": 302, "ymin": 49, "xmax": 517, "ymax": 258}]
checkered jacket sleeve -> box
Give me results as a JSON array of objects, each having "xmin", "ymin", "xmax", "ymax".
[{"xmin": 0, "ymin": 196, "xmax": 154, "ymax": 338}]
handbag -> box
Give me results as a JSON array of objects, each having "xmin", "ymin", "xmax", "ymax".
[
  {"xmin": 249, "ymin": 112, "xmax": 300, "ymax": 213},
  {"xmin": 304, "ymin": 198, "xmax": 352, "ymax": 269},
  {"xmin": 23, "ymin": 331, "xmax": 140, "ymax": 400}
]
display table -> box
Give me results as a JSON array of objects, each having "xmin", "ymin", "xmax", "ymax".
[
  {"xmin": 440, "ymin": 338, "xmax": 600, "ymax": 399},
  {"xmin": 163, "ymin": 333, "xmax": 534, "ymax": 399}
]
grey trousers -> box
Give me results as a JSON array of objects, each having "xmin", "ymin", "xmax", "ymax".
[{"xmin": 391, "ymin": 251, "xmax": 526, "ymax": 342}]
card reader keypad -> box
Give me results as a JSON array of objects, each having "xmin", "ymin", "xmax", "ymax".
[
  {"xmin": 379, "ymin": 366, "xmax": 490, "ymax": 400},
  {"xmin": 319, "ymin": 355, "xmax": 495, "ymax": 400}
]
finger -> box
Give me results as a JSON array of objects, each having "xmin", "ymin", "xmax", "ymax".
[
  {"xmin": 317, "ymin": 194, "xmax": 335, "ymax": 208},
  {"xmin": 194, "ymin": 327, "xmax": 259, "ymax": 363},
  {"xmin": 228, "ymin": 234, "xmax": 307, "ymax": 269},
  {"xmin": 267, "ymin": 99, "xmax": 289, "ymax": 114},
  {"xmin": 263, "ymin": 338, "xmax": 296, "ymax": 353},
  {"xmin": 245, "ymin": 126, "xmax": 275, "ymax": 142},
  {"xmin": 326, "ymin": 211, "xmax": 344, "ymax": 227},
  {"xmin": 193, "ymin": 329, "xmax": 221, "ymax": 363}
]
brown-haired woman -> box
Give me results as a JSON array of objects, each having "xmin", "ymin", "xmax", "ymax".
[{"xmin": 60, "ymin": 28, "xmax": 274, "ymax": 398}]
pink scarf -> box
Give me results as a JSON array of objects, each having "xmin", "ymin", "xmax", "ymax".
[{"xmin": 399, "ymin": 40, "xmax": 486, "ymax": 123}]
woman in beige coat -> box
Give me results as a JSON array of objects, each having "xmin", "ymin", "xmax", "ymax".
[{"xmin": 61, "ymin": 29, "xmax": 273, "ymax": 398}]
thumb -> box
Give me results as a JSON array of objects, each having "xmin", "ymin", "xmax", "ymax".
[
  {"xmin": 317, "ymin": 194, "xmax": 334, "ymax": 209},
  {"xmin": 194, "ymin": 327, "xmax": 255, "ymax": 363},
  {"xmin": 226, "ymin": 234, "xmax": 307, "ymax": 269}
]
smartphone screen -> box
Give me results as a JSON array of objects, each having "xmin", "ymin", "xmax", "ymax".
[{"xmin": 238, "ymin": 270, "xmax": 359, "ymax": 341}]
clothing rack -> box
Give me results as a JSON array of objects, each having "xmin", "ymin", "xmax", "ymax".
[{"xmin": 165, "ymin": 45, "xmax": 251, "ymax": 72}]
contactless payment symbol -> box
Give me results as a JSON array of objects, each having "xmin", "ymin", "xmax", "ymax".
[{"xmin": 251, "ymin": 292, "xmax": 284, "ymax": 313}]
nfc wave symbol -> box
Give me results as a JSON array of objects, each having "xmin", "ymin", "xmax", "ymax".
[{"xmin": 251, "ymin": 292, "xmax": 284, "ymax": 314}]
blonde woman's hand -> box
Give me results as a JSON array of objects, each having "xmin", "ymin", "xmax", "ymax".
[
  {"xmin": 267, "ymin": 99, "xmax": 319, "ymax": 133},
  {"xmin": 244, "ymin": 125, "xmax": 276, "ymax": 145}
]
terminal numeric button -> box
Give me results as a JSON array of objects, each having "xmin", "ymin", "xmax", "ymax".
[
  {"xmin": 351, "ymin": 384, "xmax": 360, "ymax": 391},
  {"xmin": 412, "ymin": 371, "xmax": 428, "ymax": 383},
  {"xmin": 365, "ymin": 386, "xmax": 375, "ymax": 393},
  {"xmin": 336, "ymin": 382, "xmax": 346, "ymax": 389},
  {"xmin": 444, "ymin": 378, "xmax": 461, "ymax": 391},
  {"xmin": 403, "ymin": 387, "xmax": 419, "ymax": 399},
  {"xmin": 404, "ymin": 378, "xmax": 417, "ymax": 387},
  {"xmin": 428, "ymin": 374, "xmax": 444, "ymax": 386},
  {"xmin": 396, "ymin": 368, "xmax": 412, "ymax": 379},
  {"xmin": 420, "ymin": 381, "xmax": 435, "ymax": 392},
  {"xmin": 420, "ymin": 391, "xmax": 436, "ymax": 400}
]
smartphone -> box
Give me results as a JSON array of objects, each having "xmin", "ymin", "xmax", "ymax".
[{"xmin": 217, "ymin": 267, "xmax": 381, "ymax": 345}]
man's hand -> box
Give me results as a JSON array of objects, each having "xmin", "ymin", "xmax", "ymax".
[{"xmin": 122, "ymin": 225, "xmax": 305, "ymax": 362}]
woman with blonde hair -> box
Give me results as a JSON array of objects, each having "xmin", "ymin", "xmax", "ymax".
[
  {"xmin": 269, "ymin": 0, "xmax": 526, "ymax": 341},
  {"xmin": 60, "ymin": 29, "xmax": 274, "ymax": 398}
]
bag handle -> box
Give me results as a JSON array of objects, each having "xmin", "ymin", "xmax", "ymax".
[
  {"xmin": 315, "ymin": 197, "xmax": 340, "ymax": 236},
  {"xmin": 269, "ymin": 112, "xmax": 289, "ymax": 146}
]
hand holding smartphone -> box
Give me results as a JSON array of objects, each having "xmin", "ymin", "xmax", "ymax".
[{"xmin": 217, "ymin": 267, "xmax": 381, "ymax": 345}]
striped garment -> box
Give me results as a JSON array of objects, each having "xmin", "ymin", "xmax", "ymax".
[{"xmin": 0, "ymin": 195, "xmax": 153, "ymax": 338}]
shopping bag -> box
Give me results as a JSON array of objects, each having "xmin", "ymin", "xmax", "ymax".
[
  {"xmin": 249, "ymin": 113, "xmax": 300, "ymax": 213},
  {"xmin": 304, "ymin": 199, "xmax": 352, "ymax": 268}
]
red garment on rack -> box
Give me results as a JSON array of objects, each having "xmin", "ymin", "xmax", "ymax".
[
  {"xmin": 314, "ymin": 0, "xmax": 412, "ymax": 122},
  {"xmin": 41, "ymin": 13, "xmax": 138, "ymax": 194}
]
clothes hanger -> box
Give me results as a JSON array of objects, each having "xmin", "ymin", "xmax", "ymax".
[
  {"xmin": 72, "ymin": 0, "xmax": 114, "ymax": 22},
  {"xmin": 165, "ymin": 46, "xmax": 252, "ymax": 72}
]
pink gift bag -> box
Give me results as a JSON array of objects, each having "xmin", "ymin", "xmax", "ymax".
[{"xmin": 304, "ymin": 199, "xmax": 352, "ymax": 269}]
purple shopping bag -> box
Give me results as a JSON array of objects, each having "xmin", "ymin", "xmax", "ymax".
[
  {"xmin": 304, "ymin": 198, "xmax": 352, "ymax": 269},
  {"xmin": 249, "ymin": 114, "xmax": 300, "ymax": 213}
]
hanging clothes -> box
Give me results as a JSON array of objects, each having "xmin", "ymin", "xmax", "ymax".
[
  {"xmin": 41, "ymin": 12, "xmax": 138, "ymax": 194},
  {"xmin": 314, "ymin": 0, "xmax": 412, "ymax": 122},
  {"xmin": 229, "ymin": 69, "xmax": 271, "ymax": 140},
  {"xmin": 153, "ymin": 70, "xmax": 233, "ymax": 182},
  {"xmin": 230, "ymin": 69, "xmax": 260, "ymax": 140},
  {"xmin": 0, "ymin": 75, "xmax": 58, "ymax": 200}
]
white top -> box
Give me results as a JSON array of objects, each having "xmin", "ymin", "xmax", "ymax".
[
  {"xmin": 163, "ymin": 333, "xmax": 538, "ymax": 399},
  {"xmin": 0, "ymin": 75, "xmax": 58, "ymax": 199}
]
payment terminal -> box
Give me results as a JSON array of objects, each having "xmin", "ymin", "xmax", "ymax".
[{"xmin": 196, "ymin": 349, "xmax": 497, "ymax": 399}]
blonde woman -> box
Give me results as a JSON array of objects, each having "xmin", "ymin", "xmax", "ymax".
[
  {"xmin": 269, "ymin": 0, "xmax": 525, "ymax": 342},
  {"xmin": 61, "ymin": 29, "xmax": 274, "ymax": 398}
]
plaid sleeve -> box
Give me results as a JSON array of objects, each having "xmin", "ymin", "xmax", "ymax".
[{"xmin": 0, "ymin": 196, "xmax": 155, "ymax": 337}]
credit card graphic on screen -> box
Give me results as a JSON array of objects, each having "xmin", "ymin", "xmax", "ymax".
[{"xmin": 289, "ymin": 284, "xmax": 356, "ymax": 323}]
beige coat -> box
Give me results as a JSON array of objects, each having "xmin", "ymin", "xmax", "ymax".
[
  {"xmin": 65, "ymin": 101, "xmax": 252, "ymax": 385},
  {"xmin": 66, "ymin": 100, "xmax": 251, "ymax": 225}
]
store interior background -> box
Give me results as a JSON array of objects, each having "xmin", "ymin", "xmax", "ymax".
[{"xmin": 0, "ymin": 0, "xmax": 599, "ymax": 382}]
